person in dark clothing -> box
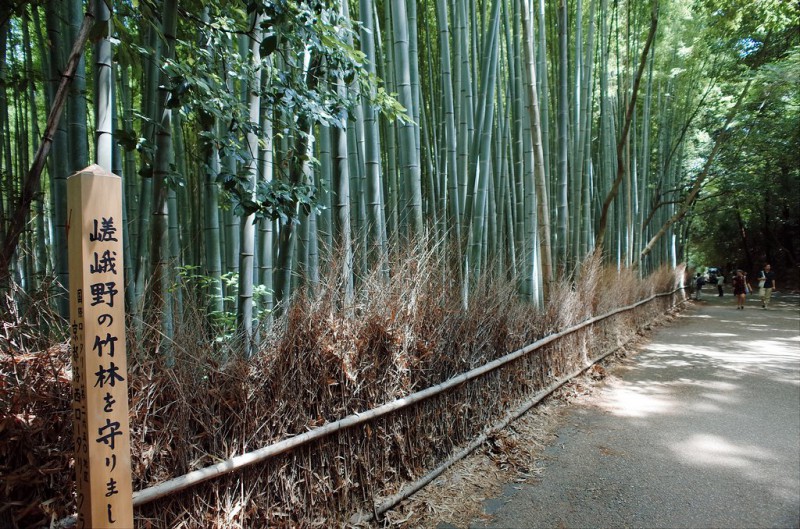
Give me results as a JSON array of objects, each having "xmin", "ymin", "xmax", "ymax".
[
  {"xmin": 757, "ymin": 264, "xmax": 778, "ymax": 309},
  {"xmin": 694, "ymin": 273, "xmax": 705, "ymax": 300},
  {"xmin": 732, "ymin": 270, "xmax": 749, "ymax": 309}
]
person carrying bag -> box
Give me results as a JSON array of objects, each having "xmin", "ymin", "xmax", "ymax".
[{"xmin": 757, "ymin": 264, "xmax": 778, "ymax": 309}]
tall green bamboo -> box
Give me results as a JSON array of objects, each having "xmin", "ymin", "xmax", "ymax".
[
  {"xmin": 273, "ymin": 49, "xmax": 322, "ymax": 310},
  {"xmin": 237, "ymin": 14, "xmax": 263, "ymax": 356},
  {"xmin": 0, "ymin": 0, "xmax": 94, "ymax": 288},
  {"xmin": 149, "ymin": 0, "xmax": 179, "ymax": 360},
  {"xmin": 132, "ymin": 19, "xmax": 163, "ymax": 321},
  {"xmin": 536, "ymin": 0, "xmax": 551, "ymax": 185},
  {"xmin": 203, "ymin": 136, "xmax": 224, "ymax": 315},
  {"xmin": 93, "ymin": 0, "xmax": 112, "ymax": 170},
  {"xmin": 555, "ymin": 0, "xmax": 569, "ymax": 269},
  {"xmin": 435, "ymin": 0, "xmax": 462, "ymax": 281},
  {"xmin": 316, "ymin": 124, "xmax": 333, "ymax": 253},
  {"xmin": 508, "ymin": 0, "xmax": 529, "ymax": 297},
  {"xmin": 21, "ymin": 10, "xmax": 47, "ymax": 286},
  {"xmin": 42, "ymin": 1, "xmax": 69, "ymax": 314},
  {"xmin": 521, "ymin": 0, "xmax": 554, "ymax": 300},
  {"xmin": 578, "ymin": 0, "xmax": 598, "ymax": 257},
  {"xmin": 466, "ymin": 0, "xmax": 502, "ymax": 283},
  {"xmin": 119, "ymin": 64, "xmax": 139, "ymax": 310},
  {"xmin": 170, "ymin": 113, "xmax": 185, "ymax": 316},
  {"xmin": 639, "ymin": 79, "xmax": 752, "ymax": 264},
  {"xmin": 0, "ymin": 21, "xmax": 7, "ymax": 250},
  {"xmin": 0, "ymin": 0, "xmax": 782, "ymax": 350},
  {"xmin": 391, "ymin": 0, "xmax": 423, "ymax": 237},
  {"xmin": 596, "ymin": 2, "xmax": 658, "ymax": 252},
  {"xmin": 332, "ymin": 82, "xmax": 354, "ymax": 305},
  {"xmin": 569, "ymin": 0, "xmax": 584, "ymax": 261},
  {"xmin": 360, "ymin": 0, "xmax": 389, "ymax": 277},
  {"xmin": 257, "ymin": 74, "xmax": 274, "ymax": 323},
  {"xmin": 66, "ymin": 0, "xmax": 88, "ymax": 176},
  {"xmin": 632, "ymin": 20, "xmax": 656, "ymax": 266}
]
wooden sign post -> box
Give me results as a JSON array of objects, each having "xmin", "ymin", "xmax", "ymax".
[{"xmin": 68, "ymin": 165, "xmax": 134, "ymax": 528}]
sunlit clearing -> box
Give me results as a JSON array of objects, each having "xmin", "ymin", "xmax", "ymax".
[{"xmin": 671, "ymin": 434, "xmax": 776, "ymax": 476}]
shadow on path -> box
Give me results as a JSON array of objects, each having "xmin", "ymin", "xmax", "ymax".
[{"xmin": 469, "ymin": 292, "xmax": 800, "ymax": 529}]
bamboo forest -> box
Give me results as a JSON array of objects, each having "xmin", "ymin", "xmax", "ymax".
[{"xmin": 0, "ymin": 0, "xmax": 798, "ymax": 527}]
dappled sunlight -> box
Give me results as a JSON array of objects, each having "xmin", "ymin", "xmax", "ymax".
[
  {"xmin": 594, "ymin": 376, "xmax": 741, "ymax": 418},
  {"xmin": 742, "ymin": 323, "xmax": 773, "ymax": 330},
  {"xmin": 669, "ymin": 433, "xmax": 800, "ymax": 502},
  {"xmin": 571, "ymin": 295, "xmax": 800, "ymax": 524},
  {"xmin": 681, "ymin": 313, "xmax": 714, "ymax": 320},
  {"xmin": 633, "ymin": 354, "xmax": 697, "ymax": 368},
  {"xmin": 745, "ymin": 339, "xmax": 797, "ymax": 353},
  {"xmin": 672, "ymin": 433, "xmax": 776, "ymax": 470},
  {"xmin": 689, "ymin": 401, "xmax": 723, "ymax": 413},
  {"xmin": 633, "ymin": 325, "xmax": 799, "ymax": 381},
  {"xmin": 767, "ymin": 299, "xmax": 800, "ymax": 310},
  {"xmin": 697, "ymin": 390, "xmax": 737, "ymax": 403},
  {"xmin": 595, "ymin": 384, "xmax": 676, "ymax": 418},
  {"xmin": 716, "ymin": 318, "xmax": 753, "ymax": 326}
]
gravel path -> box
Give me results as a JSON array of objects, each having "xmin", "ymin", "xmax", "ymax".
[{"xmin": 470, "ymin": 291, "xmax": 800, "ymax": 529}]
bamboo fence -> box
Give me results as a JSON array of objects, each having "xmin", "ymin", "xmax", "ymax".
[{"xmin": 130, "ymin": 286, "xmax": 686, "ymax": 510}]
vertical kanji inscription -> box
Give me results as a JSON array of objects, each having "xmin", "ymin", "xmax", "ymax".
[{"xmin": 68, "ymin": 165, "xmax": 133, "ymax": 528}]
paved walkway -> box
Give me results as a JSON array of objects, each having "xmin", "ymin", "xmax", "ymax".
[{"xmin": 473, "ymin": 290, "xmax": 800, "ymax": 528}]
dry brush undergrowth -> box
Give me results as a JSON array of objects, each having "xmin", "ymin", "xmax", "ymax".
[{"xmin": 0, "ymin": 251, "xmax": 684, "ymax": 528}]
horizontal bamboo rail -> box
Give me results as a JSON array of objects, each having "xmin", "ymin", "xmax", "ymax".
[
  {"xmin": 368, "ymin": 292, "xmax": 685, "ymax": 519},
  {"xmin": 131, "ymin": 286, "xmax": 685, "ymax": 507}
]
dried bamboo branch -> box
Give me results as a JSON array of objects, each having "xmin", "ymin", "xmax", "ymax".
[
  {"xmin": 131, "ymin": 287, "xmax": 685, "ymax": 507},
  {"xmin": 369, "ymin": 294, "xmax": 687, "ymax": 519}
]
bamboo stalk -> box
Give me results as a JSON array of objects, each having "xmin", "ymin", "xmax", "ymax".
[{"xmin": 131, "ymin": 286, "xmax": 685, "ymax": 507}]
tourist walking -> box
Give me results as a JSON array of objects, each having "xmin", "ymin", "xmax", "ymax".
[
  {"xmin": 695, "ymin": 273, "xmax": 705, "ymax": 300},
  {"xmin": 757, "ymin": 264, "xmax": 778, "ymax": 309},
  {"xmin": 717, "ymin": 273, "xmax": 725, "ymax": 296},
  {"xmin": 733, "ymin": 270, "xmax": 747, "ymax": 309}
]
